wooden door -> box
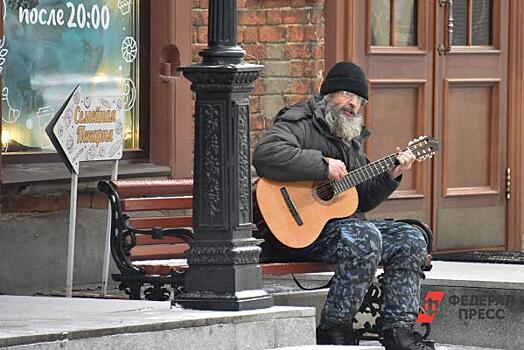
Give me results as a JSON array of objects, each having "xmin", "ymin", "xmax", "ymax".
[
  {"xmin": 327, "ymin": 0, "xmax": 509, "ymax": 251},
  {"xmin": 434, "ymin": 0, "xmax": 508, "ymax": 251},
  {"xmin": 353, "ymin": 0, "xmax": 436, "ymax": 226}
]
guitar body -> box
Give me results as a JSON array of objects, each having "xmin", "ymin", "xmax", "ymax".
[{"xmin": 255, "ymin": 178, "xmax": 359, "ymax": 248}]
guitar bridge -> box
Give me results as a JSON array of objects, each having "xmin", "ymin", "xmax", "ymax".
[{"xmin": 280, "ymin": 187, "xmax": 304, "ymax": 226}]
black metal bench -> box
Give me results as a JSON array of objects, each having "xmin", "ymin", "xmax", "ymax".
[{"xmin": 98, "ymin": 178, "xmax": 433, "ymax": 343}]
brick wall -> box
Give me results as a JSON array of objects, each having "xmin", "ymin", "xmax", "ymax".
[{"xmin": 192, "ymin": 0, "xmax": 325, "ymax": 144}]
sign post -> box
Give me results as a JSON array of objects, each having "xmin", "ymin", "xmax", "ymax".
[
  {"xmin": 46, "ymin": 85, "xmax": 124, "ymax": 297},
  {"xmin": 101, "ymin": 159, "xmax": 119, "ymax": 296}
]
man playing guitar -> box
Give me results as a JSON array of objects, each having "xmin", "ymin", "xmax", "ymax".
[{"xmin": 253, "ymin": 61, "xmax": 435, "ymax": 350}]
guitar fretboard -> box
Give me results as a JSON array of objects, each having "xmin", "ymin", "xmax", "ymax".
[{"xmin": 329, "ymin": 147, "xmax": 413, "ymax": 194}]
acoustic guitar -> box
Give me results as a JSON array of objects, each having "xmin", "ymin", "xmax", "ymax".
[{"xmin": 253, "ymin": 136, "xmax": 439, "ymax": 248}]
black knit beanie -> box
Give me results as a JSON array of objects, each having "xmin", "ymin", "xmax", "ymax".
[{"xmin": 320, "ymin": 61, "xmax": 368, "ymax": 101}]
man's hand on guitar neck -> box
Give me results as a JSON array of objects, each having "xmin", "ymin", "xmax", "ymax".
[
  {"xmin": 389, "ymin": 147, "xmax": 416, "ymax": 179},
  {"xmin": 326, "ymin": 147, "xmax": 416, "ymax": 181}
]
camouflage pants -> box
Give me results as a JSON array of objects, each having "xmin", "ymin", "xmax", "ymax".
[{"xmin": 303, "ymin": 218, "xmax": 428, "ymax": 330}]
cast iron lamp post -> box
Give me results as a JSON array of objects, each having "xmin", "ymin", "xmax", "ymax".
[{"xmin": 172, "ymin": 0, "xmax": 273, "ymax": 310}]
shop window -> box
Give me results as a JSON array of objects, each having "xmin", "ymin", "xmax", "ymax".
[{"xmin": 1, "ymin": 0, "xmax": 141, "ymax": 159}]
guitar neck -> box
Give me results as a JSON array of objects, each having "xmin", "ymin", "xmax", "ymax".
[{"xmin": 331, "ymin": 152, "xmax": 400, "ymax": 194}]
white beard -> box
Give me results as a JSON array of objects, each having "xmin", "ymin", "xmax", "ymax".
[{"xmin": 324, "ymin": 103, "xmax": 364, "ymax": 142}]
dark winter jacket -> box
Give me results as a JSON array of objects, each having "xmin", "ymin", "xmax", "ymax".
[{"xmin": 253, "ymin": 96, "xmax": 400, "ymax": 218}]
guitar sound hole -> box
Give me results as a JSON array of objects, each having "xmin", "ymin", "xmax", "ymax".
[{"xmin": 316, "ymin": 184, "xmax": 335, "ymax": 202}]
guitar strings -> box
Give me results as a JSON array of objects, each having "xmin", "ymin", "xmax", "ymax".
[
  {"xmin": 314, "ymin": 140, "xmax": 435, "ymax": 198},
  {"xmin": 314, "ymin": 153, "xmax": 397, "ymax": 198},
  {"xmin": 313, "ymin": 145, "xmax": 419, "ymax": 198}
]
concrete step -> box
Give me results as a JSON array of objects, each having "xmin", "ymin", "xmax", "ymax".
[
  {"xmin": 0, "ymin": 296, "xmax": 316, "ymax": 349},
  {"xmin": 264, "ymin": 261, "xmax": 523, "ymax": 349}
]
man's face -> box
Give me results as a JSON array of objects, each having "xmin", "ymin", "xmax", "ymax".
[
  {"xmin": 323, "ymin": 91, "xmax": 366, "ymax": 142},
  {"xmin": 328, "ymin": 91, "xmax": 367, "ymax": 118}
]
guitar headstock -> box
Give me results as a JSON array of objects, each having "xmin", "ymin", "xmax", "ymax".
[{"xmin": 408, "ymin": 136, "xmax": 440, "ymax": 162}]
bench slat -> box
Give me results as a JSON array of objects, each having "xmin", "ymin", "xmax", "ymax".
[
  {"xmin": 122, "ymin": 197, "xmax": 192, "ymax": 211},
  {"xmin": 111, "ymin": 179, "xmax": 193, "ymax": 198},
  {"xmin": 260, "ymin": 262, "xmax": 336, "ymax": 276},
  {"xmin": 135, "ymin": 234, "xmax": 189, "ymax": 245},
  {"xmin": 128, "ymin": 216, "xmax": 193, "ymax": 229},
  {"xmin": 132, "ymin": 259, "xmax": 188, "ymax": 275},
  {"xmin": 131, "ymin": 244, "xmax": 190, "ymax": 260}
]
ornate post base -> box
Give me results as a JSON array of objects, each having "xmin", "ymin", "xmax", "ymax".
[
  {"xmin": 172, "ymin": 64, "xmax": 272, "ymax": 311},
  {"xmin": 174, "ymin": 240, "xmax": 272, "ymax": 311}
]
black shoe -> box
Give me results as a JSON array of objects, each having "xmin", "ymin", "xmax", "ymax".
[
  {"xmin": 382, "ymin": 327, "xmax": 436, "ymax": 350},
  {"xmin": 316, "ymin": 324, "xmax": 356, "ymax": 345}
]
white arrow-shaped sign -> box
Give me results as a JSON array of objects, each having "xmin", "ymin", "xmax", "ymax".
[{"xmin": 46, "ymin": 85, "xmax": 125, "ymax": 174}]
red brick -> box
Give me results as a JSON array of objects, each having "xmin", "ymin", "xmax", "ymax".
[
  {"xmin": 250, "ymin": 96, "xmax": 260, "ymax": 113},
  {"xmin": 290, "ymin": 60, "xmax": 305, "ymax": 76},
  {"xmin": 291, "ymin": 0, "xmax": 323, "ymax": 6},
  {"xmin": 261, "ymin": 0, "xmax": 291, "ymax": 8},
  {"xmin": 313, "ymin": 43, "xmax": 324, "ymax": 58},
  {"xmin": 250, "ymin": 114, "xmax": 265, "ymax": 130},
  {"xmin": 282, "ymin": 9, "xmax": 308, "ymax": 24},
  {"xmin": 250, "ymin": 131, "xmax": 265, "ymax": 147},
  {"xmin": 290, "ymin": 78, "xmax": 313, "ymax": 94},
  {"xmin": 237, "ymin": 27, "xmax": 244, "ymax": 43},
  {"xmin": 290, "ymin": 0, "xmax": 307, "ymax": 5},
  {"xmin": 284, "ymin": 43, "xmax": 310, "ymax": 58},
  {"xmin": 311, "ymin": 79, "xmax": 322, "ymax": 94},
  {"xmin": 288, "ymin": 26, "xmax": 304, "ymax": 41},
  {"xmin": 241, "ymin": 44, "xmax": 267, "ymax": 60},
  {"xmin": 266, "ymin": 10, "xmax": 283, "ymax": 24},
  {"xmin": 193, "ymin": 0, "xmax": 200, "ymax": 8},
  {"xmin": 192, "ymin": 44, "xmax": 207, "ymax": 62},
  {"xmin": 304, "ymin": 25, "xmax": 323, "ymax": 41},
  {"xmin": 197, "ymin": 27, "xmax": 208, "ymax": 44},
  {"xmin": 303, "ymin": 60, "xmax": 324, "ymax": 78},
  {"xmin": 284, "ymin": 94, "xmax": 307, "ymax": 106},
  {"xmin": 237, "ymin": 0, "xmax": 247, "ymax": 8},
  {"xmin": 239, "ymin": 10, "xmax": 266, "ymax": 25},
  {"xmin": 311, "ymin": 6, "xmax": 324, "ymax": 23},
  {"xmin": 192, "ymin": 10, "xmax": 208, "ymax": 26},
  {"xmin": 252, "ymin": 79, "xmax": 266, "ymax": 95},
  {"xmin": 242, "ymin": 27, "xmax": 259, "ymax": 43},
  {"xmin": 245, "ymin": 0, "xmax": 262, "ymax": 8},
  {"xmin": 258, "ymin": 26, "xmax": 286, "ymax": 42},
  {"xmin": 200, "ymin": 0, "xmax": 209, "ymax": 8}
]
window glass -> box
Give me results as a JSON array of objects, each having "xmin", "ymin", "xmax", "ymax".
[
  {"xmin": 393, "ymin": 0, "xmax": 417, "ymax": 46},
  {"xmin": 472, "ymin": 0, "xmax": 491, "ymax": 45},
  {"xmin": 452, "ymin": 0, "xmax": 468, "ymax": 45},
  {"xmin": 1, "ymin": 0, "xmax": 139, "ymax": 153},
  {"xmin": 371, "ymin": 0, "xmax": 391, "ymax": 46}
]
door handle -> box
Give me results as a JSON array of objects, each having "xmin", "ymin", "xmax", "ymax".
[{"xmin": 438, "ymin": 0, "xmax": 454, "ymax": 55}]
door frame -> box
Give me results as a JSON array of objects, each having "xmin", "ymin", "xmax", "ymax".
[{"xmin": 325, "ymin": 0, "xmax": 523, "ymax": 250}]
